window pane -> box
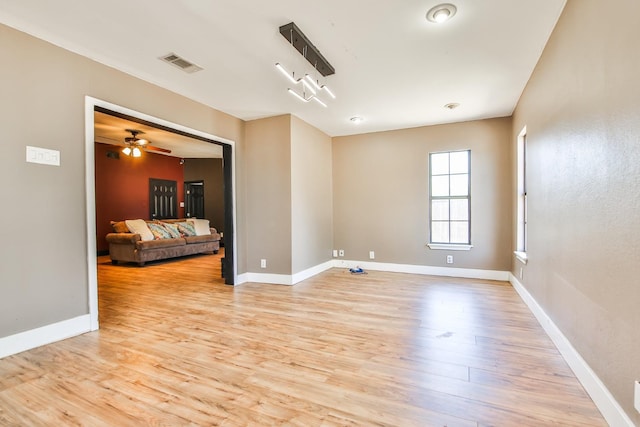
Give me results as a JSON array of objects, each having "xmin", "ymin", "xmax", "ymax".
[
  {"xmin": 431, "ymin": 152, "xmax": 449, "ymax": 175},
  {"xmin": 431, "ymin": 221, "xmax": 449, "ymax": 243},
  {"xmin": 431, "ymin": 176, "xmax": 449, "ymax": 197},
  {"xmin": 450, "ymin": 151, "xmax": 469, "ymax": 174},
  {"xmin": 450, "ymin": 199, "xmax": 468, "ymax": 220},
  {"xmin": 450, "ymin": 221, "xmax": 469, "ymax": 244},
  {"xmin": 450, "ymin": 174, "xmax": 468, "ymax": 196},
  {"xmin": 432, "ymin": 200, "xmax": 449, "ymax": 220}
]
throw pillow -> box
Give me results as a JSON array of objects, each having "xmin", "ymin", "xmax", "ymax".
[
  {"xmin": 147, "ymin": 222, "xmax": 172, "ymax": 240},
  {"xmin": 110, "ymin": 221, "xmax": 129, "ymax": 233},
  {"xmin": 124, "ymin": 219, "xmax": 154, "ymax": 241},
  {"xmin": 189, "ymin": 218, "xmax": 211, "ymax": 236},
  {"xmin": 160, "ymin": 222, "xmax": 181, "ymax": 238},
  {"xmin": 175, "ymin": 221, "xmax": 196, "ymax": 237}
]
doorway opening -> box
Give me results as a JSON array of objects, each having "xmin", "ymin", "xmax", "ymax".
[{"xmin": 85, "ymin": 97, "xmax": 237, "ymax": 331}]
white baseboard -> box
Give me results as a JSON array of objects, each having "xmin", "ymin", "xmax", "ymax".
[
  {"xmin": 509, "ymin": 274, "xmax": 634, "ymax": 427},
  {"xmin": 0, "ymin": 314, "xmax": 92, "ymax": 359},
  {"xmin": 242, "ymin": 260, "xmax": 335, "ymax": 286},
  {"xmin": 334, "ymin": 259, "xmax": 510, "ymax": 281},
  {"xmin": 244, "ymin": 272, "xmax": 293, "ymax": 285},
  {"xmin": 292, "ymin": 260, "xmax": 334, "ymax": 284},
  {"xmin": 240, "ymin": 260, "xmax": 509, "ymax": 285}
]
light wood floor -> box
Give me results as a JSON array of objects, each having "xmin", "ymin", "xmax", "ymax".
[{"xmin": 0, "ymin": 250, "xmax": 606, "ymax": 426}]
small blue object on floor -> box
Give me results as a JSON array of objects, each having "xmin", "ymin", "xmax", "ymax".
[{"xmin": 349, "ymin": 267, "xmax": 366, "ymax": 274}]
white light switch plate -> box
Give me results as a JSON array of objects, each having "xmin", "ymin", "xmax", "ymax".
[
  {"xmin": 26, "ymin": 146, "xmax": 60, "ymax": 166},
  {"xmin": 634, "ymin": 380, "xmax": 640, "ymax": 413}
]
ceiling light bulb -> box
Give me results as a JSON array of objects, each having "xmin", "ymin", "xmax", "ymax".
[
  {"xmin": 132, "ymin": 147, "xmax": 142, "ymax": 157},
  {"xmin": 426, "ymin": 4, "xmax": 457, "ymax": 23},
  {"xmin": 301, "ymin": 79, "xmax": 317, "ymax": 95},
  {"xmin": 312, "ymin": 97, "xmax": 327, "ymax": 107},
  {"xmin": 350, "ymin": 116, "xmax": 364, "ymax": 124},
  {"xmin": 305, "ymin": 74, "xmax": 322, "ymax": 90},
  {"xmin": 321, "ymin": 85, "xmax": 336, "ymax": 99},
  {"xmin": 276, "ymin": 63, "xmax": 298, "ymax": 85},
  {"xmin": 122, "ymin": 147, "xmax": 132, "ymax": 156},
  {"xmin": 288, "ymin": 88, "xmax": 310, "ymax": 103},
  {"xmin": 434, "ymin": 9, "xmax": 450, "ymax": 22}
]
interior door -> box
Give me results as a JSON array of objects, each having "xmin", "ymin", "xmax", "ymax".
[
  {"xmin": 185, "ymin": 181, "xmax": 205, "ymax": 218},
  {"xmin": 149, "ymin": 178, "xmax": 178, "ymax": 219}
]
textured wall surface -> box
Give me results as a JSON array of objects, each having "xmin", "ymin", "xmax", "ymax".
[{"xmin": 512, "ymin": 0, "xmax": 640, "ymax": 422}]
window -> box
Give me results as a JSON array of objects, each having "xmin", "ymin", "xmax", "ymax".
[
  {"xmin": 515, "ymin": 127, "xmax": 528, "ymax": 263},
  {"xmin": 429, "ymin": 150, "xmax": 471, "ymax": 248}
]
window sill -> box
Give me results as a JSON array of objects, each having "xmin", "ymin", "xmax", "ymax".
[
  {"xmin": 514, "ymin": 251, "xmax": 528, "ymax": 264},
  {"xmin": 428, "ymin": 243, "xmax": 473, "ymax": 251}
]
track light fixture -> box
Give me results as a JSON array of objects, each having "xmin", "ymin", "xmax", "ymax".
[{"xmin": 276, "ymin": 22, "xmax": 335, "ymax": 107}]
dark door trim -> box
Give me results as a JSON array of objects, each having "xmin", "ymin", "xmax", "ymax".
[{"xmin": 184, "ymin": 180, "xmax": 205, "ymax": 219}]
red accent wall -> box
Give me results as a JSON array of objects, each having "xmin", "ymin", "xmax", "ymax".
[{"xmin": 95, "ymin": 143, "xmax": 185, "ymax": 253}]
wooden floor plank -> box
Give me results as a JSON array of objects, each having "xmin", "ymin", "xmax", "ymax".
[{"xmin": 0, "ymin": 251, "xmax": 606, "ymax": 426}]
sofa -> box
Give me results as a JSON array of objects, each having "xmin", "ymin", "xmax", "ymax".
[{"xmin": 106, "ymin": 218, "xmax": 220, "ymax": 266}]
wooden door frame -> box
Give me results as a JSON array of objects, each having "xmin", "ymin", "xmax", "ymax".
[{"xmin": 85, "ymin": 97, "xmax": 238, "ymax": 331}]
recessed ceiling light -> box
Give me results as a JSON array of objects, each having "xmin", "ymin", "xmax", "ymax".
[
  {"xmin": 444, "ymin": 102, "xmax": 460, "ymax": 110},
  {"xmin": 350, "ymin": 116, "xmax": 364, "ymax": 124},
  {"xmin": 426, "ymin": 4, "xmax": 457, "ymax": 23}
]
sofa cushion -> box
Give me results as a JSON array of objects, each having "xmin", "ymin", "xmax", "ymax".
[
  {"xmin": 184, "ymin": 234, "xmax": 217, "ymax": 244},
  {"xmin": 136, "ymin": 238, "xmax": 186, "ymax": 250},
  {"xmin": 159, "ymin": 222, "xmax": 182, "ymax": 238},
  {"xmin": 125, "ymin": 219, "xmax": 154, "ymax": 241},
  {"xmin": 175, "ymin": 221, "xmax": 196, "ymax": 237},
  {"xmin": 111, "ymin": 221, "xmax": 129, "ymax": 233},
  {"xmin": 189, "ymin": 218, "xmax": 211, "ymax": 236}
]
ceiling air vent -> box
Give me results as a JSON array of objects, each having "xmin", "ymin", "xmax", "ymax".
[{"xmin": 160, "ymin": 52, "xmax": 203, "ymax": 74}]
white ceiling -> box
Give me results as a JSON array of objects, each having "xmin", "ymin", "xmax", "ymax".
[
  {"xmin": 93, "ymin": 111, "xmax": 223, "ymax": 159},
  {"xmin": 0, "ymin": 0, "xmax": 566, "ymax": 137}
]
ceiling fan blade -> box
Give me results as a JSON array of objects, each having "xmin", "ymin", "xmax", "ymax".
[{"xmin": 145, "ymin": 145, "xmax": 172, "ymax": 154}]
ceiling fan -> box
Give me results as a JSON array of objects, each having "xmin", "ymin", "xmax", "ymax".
[{"xmin": 122, "ymin": 129, "xmax": 171, "ymax": 157}]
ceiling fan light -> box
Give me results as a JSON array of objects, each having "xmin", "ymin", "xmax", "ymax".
[
  {"xmin": 122, "ymin": 146, "xmax": 132, "ymax": 156},
  {"xmin": 132, "ymin": 147, "xmax": 142, "ymax": 157}
]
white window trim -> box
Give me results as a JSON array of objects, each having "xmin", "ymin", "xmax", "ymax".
[
  {"xmin": 514, "ymin": 251, "xmax": 528, "ymax": 264},
  {"xmin": 515, "ymin": 126, "xmax": 528, "ymax": 263},
  {"xmin": 429, "ymin": 149, "xmax": 471, "ymax": 246},
  {"xmin": 428, "ymin": 243, "xmax": 473, "ymax": 251}
]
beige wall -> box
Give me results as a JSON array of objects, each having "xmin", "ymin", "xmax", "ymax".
[
  {"xmin": 245, "ymin": 115, "xmax": 292, "ymax": 274},
  {"xmin": 0, "ymin": 24, "xmax": 245, "ymax": 337},
  {"xmin": 512, "ymin": 0, "xmax": 640, "ymax": 422},
  {"xmin": 333, "ymin": 118, "xmax": 512, "ymax": 270},
  {"xmin": 291, "ymin": 116, "xmax": 333, "ymax": 273}
]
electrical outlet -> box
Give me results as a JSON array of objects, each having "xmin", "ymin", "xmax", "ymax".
[
  {"xmin": 446, "ymin": 255, "xmax": 453, "ymax": 264},
  {"xmin": 260, "ymin": 259, "xmax": 266, "ymax": 268},
  {"xmin": 332, "ymin": 249, "xmax": 338, "ymax": 257},
  {"xmin": 369, "ymin": 251, "xmax": 375, "ymax": 260},
  {"xmin": 634, "ymin": 380, "xmax": 640, "ymax": 413},
  {"xmin": 339, "ymin": 249, "xmax": 345, "ymax": 257}
]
